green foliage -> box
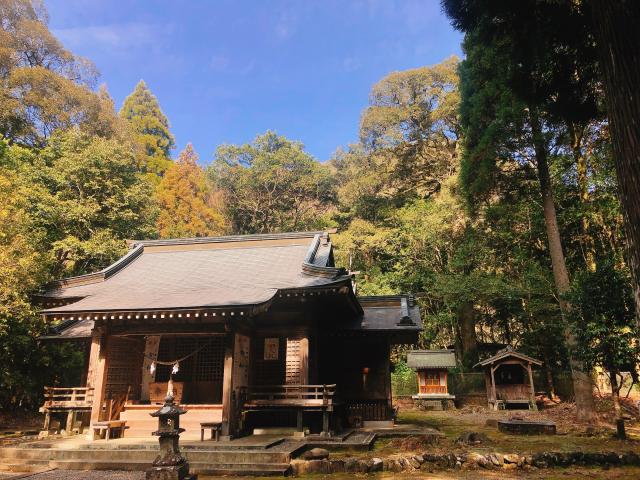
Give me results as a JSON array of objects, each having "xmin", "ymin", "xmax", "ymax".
[
  {"xmin": 390, "ymin": 360, "xmax": 417, "ymax": 397},
  {"xmin": 28, "ymin": 129, "xmax": 157, "ymax": 276},
  {"xmin": 119, "ymin": 80, "xmax": 175, "ymax": 178},
  {"xmin": 568, "ymin": 263, "xmax": 639, "ymax": 378},
  {"xmin": 210, "ymin": 131, "xmax": 336, "ymax": 234},
  {"xmin": 0, "ymin": 0, "xmax": 113, "ymax": 147},
  {"xmin": 0, "ymin": 127, "xmax": 156, "ymax": 407}
]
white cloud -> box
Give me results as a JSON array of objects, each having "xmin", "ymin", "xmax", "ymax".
[{"xmin": 53, "ymin": 22, "xmax": 171, "ymax": 51}]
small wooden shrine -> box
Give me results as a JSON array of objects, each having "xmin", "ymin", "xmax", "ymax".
[
  {"xmin": 474, "ymin": 346, "xmax": 542, "ymax": 410},
  {"xmin": 38, "ymin": 231, "xmax": 421, "ymax": 439},
  {"xmin": 407, "ymin": 350, "xmax": 456, "ymax": 408}
]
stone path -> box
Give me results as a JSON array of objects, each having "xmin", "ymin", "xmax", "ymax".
[{"xmin": 0, "ymin": 472, "xmax": 144, "ymax": 480}]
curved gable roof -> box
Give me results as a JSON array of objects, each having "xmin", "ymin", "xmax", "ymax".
[{"xmin": 41, "ymin": 231, "xmax": 350, "ymax": 315}]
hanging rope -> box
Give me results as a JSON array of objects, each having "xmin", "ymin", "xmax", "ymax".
[{"xmin": 144, "ymin": 337, "xmax": 217, "ymax": 375}]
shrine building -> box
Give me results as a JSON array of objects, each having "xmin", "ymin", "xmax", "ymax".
[{"xmin": 39, "ymin": 231, "xmax": 421, "ymax": 439}]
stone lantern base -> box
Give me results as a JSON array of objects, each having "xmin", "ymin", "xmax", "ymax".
[{"xmin": 146, "ymin": 463, "xmax": 196, "ymax": 480}]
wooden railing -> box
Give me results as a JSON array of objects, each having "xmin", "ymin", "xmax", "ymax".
[
  {"xmin": 419, "ymin": 385, "xmax": 448, "ymax": 395},
  {"xmin": 41, "ymin": 387, "xmax": 94, "ymax": 411},
  {"xmin": 244, "ymin": 384, "xmax": 336, "ymax": 407},
  {"xmin": 345, "ymin": 399, "xmax": 391, "ymax": 421}
]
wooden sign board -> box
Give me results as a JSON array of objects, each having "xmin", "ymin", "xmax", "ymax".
[{"xmin": 264, "ymin": 337, "xmax": 279, "ymax": 361}]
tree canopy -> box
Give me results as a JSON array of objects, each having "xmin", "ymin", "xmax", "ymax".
[
  {"xmin": 156, "ymin": 143, "xmax": 226, "ymax": 238},
  {"xmin": 209, "ymin": 131, "xmax": 335, "ymax": 234},
  {"xmin": 119, "ymin": 79, "xmax": 175, "ymax": 178}
]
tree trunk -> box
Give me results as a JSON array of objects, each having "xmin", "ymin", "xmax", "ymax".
[
  {"xmin": 569, "ymin": 122, "xmax": 596, "ymax": 272},
  {"xmin": 542, "ymin": 349, "xmax": 557, "ymax": 400},
  {"xmin": 610, "ymin": 370, "xmax": 622, "ymax": 418},
  {"xmin": 457, "ymin": 301, "xmax": 478, "ymax": 370},
  {"xmin": 591, "ymin": 0, "xmax": 640, "ymax": 323},
  {"xmin": 531, "ymin": 112, "xmax": 596, "ymax": 422}
]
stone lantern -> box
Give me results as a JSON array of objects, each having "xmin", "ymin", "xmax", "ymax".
[{"xmin": 146, "ymin": 394, "xmax": 196, "ymax": 480}]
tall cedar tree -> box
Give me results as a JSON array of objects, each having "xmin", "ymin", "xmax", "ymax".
[
  {"xmin": 590, "ymin": 0, "xmax": 640, "ymax": 323},
  {"xmin": 119, "ymin": 80, "xmax": 175, "ymax": 178},
  {"xmin": 443, "ymin": 21, "xmax": 597, "ymax": 419},
  {"xmin": 441, "ymin": 0, "xmax": 640, "ymax": 328},
  {"xmin": 156, "ymin": 143, "xmax": 226, "ymax": 238}
]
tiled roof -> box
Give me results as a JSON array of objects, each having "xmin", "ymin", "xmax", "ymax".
[
  {"xmin": 41, "ymin": 231, "xmax": 349, "ymax": 314},
  {"xmin": 39, "ymin": 318, "xmax": 94, "ymax": 340},
  {"xmin": 407, "ymin": 350, "xmax": 457, "ymax": 369}
]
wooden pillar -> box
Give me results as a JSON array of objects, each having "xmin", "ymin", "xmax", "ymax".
[
  {"xmin": 322, "ymin": 408, "xmax": 329, "ymax": 435},
  {"xmin": 385, "ymin": 339, "xmax": 392, "ymax": 418},
  {"xmin": 296, "ymin": 409, "xmax": 304, "ymax": 432},
  {"xmin": 527, "ymin": 362, "xmax": 537, "ymax": 410},
  {"xmin": 221, "ymin": 332, "xmax": 235, "ymax": 438},
  {"xmin": 490, "ymin": 365, "xmax": 497, "ymax": 409},
  {"xmin": 87, "ymin": 326, "xmax": 109, "ymax": 427}
]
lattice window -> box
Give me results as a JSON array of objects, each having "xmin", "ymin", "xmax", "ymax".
[
  {"xmin": 421, "ymin": 371, "xmax": 440, "ymax": 386},
  {"xmin": 155, "ymin": 336, "xmax": 224, "ymax": 383},
  {"xmin": 195, "ymin": 336, "xmax": 224, "ymax": 381},
  {"xmin": 106, "ymin": 337, "xmax": 144, "ymax": 398},
  {"xmin": 285, "ymin": 338, "xmax": 302, "ymax": 384}
]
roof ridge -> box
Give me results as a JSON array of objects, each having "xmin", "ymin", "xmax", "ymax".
[
  {"xmin": 45, "ymin": 244, "xmax": 144, "ymax": 290},
  {"xmin": 130, "ymin": 230, "xmax": 335, "ymax": 247}
]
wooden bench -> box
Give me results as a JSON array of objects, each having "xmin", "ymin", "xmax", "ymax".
[
  {"xmin": 91, "ymin": 420, "xmax": 128, "ymax": 441},
  {"xmin": 200, "ymin": 422, "xmax": 222, "ymax": 442}
]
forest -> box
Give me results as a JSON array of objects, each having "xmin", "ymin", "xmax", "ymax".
[{"xmin": 1, "ymin": 0, "xmax": 639, "ymax": 427}]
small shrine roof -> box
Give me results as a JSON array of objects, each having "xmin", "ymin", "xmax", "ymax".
[
  {"xmin": 407, "ymin": 350, "xmax": 457, "ymax": 369},
  {"xmin": 474, "ymin": 346, "xmax": 542, "ymax": 368}
]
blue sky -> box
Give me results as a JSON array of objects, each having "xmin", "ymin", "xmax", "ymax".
[{"xmin": 47, "ymin": 0, "xmax": 462, "ymax": 163}]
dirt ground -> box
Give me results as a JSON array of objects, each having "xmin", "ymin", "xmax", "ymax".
[
  {"xmin": 1, "ymin": 400, "xmax": 639, "ymax": 478},
  {"xmin": 375, "ymin": 402, "xmax": 640, "ymax": 456},
  {"xmin": 2, "ymin": 467, "xmax": 640, "ymax": 479}
]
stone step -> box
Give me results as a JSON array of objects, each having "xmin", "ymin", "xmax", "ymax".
[
  {"xmin": 190, "ymin": 462, "xmax": 291, "ymax": 476},
  {"xmin": 44, "ymin": 459, "xmax": 290, "ymax": 476},
  {"xmin": 121, "ymin": 408, "xmax": 221, "ymax": 438},
  {"xmin": 0, "ymin": 447, "xmax": 291, "ymax": 464},
  {"xmin": 50, "ymin": 459, "xmax": 150, "ymax": 471},
  {"xmin": 0, "ymin": 460, "xmax": 50, "ymax": 472}
]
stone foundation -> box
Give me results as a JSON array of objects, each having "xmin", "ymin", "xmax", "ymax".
[
  {"xmin": 290, "ymin": 450, "xmax": 640, "ymax": 475},
  {"xmin": 498, "ymin": 419, "xmax": 556, "ymax": 435}
]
